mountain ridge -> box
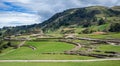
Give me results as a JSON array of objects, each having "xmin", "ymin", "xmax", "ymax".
[
  {"xmin": 39, "ymin": 6, "xmax": 120, "ymax": 32},
  {"xmin": 0, "ymin": 6, "xmax": 120, "ymax": 36}
]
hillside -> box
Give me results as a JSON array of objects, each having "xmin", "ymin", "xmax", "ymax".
[
  {"xmin": 0, "ymin": 24, "xmax": 43, "ymax": 36},
  {"xmin": 0, "ymin": 6, "xmax": 120, "ymax": 64},
  {"xmin": 40, "ymin": 6, "xmax": 120, "ymax": 33},
  {"xmin": 0, "ymin": 6, "xmax": 120, "ymax": 36}
]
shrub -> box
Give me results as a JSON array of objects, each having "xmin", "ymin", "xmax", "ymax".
[
  {"xmin": 98, "ymin": 18, "xmax": 105, "ymax": 25},
  {"xmin": 109, "ymin": 23, "xmax": 120, "ymax": 32},
  {"xmin": 81, "ymin": 28, "xmax": 95, "ymax": 34}
]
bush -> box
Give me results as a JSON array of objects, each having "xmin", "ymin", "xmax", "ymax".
[
  {"xmin": 0, "ymin": 50, "xmax": 2, "ymax": 53},
  {"xmin": 7, "ymin": 42, "xmax": 12, "ymax": 46},
  {"xmin": 98, "ymin": 18, "xmax": 105, "ymax": 25},
  {"xmin": 3, "ymin": 44, "xmax": 9, "ymax": 49},
  {"xmin": 109, "ymin": 23, "xmax": 120, "ymax": 32},
  {"xmin": 81, "ymin": 28, "xmax": 96, "ymax": 34}
]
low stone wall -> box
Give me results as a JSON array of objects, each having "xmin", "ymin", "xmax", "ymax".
[{"xmin": 64, "ymin": 51, "xmax": 118, "ymax": 58}]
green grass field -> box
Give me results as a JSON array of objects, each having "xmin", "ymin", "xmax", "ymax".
[
  {"xmin": 0, "ymin": 61, "xmax": 120, "ymax": 66},
  {"xmin": 96, "ymin": 45, "xmax": 120, "ymax": 52},
  {"xmin": 78, "ymin": 33, "xmax": 120, "ymax": 39},
  {"xmin": 0, "ymin": 41, "xmax": 94, "ymax": 60},
  {"xmin": 26, "ymin": 41, "xmax": 74, "ymax": 53}
]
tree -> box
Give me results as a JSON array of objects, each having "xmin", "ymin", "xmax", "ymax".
[
  {"xmin": 81, "ymin": 28, "xmax": 94, "ymax": 34},
  {"xmin": 98, "ymin": 18, "xmax": 105, "ymax": 25},
  {"xmin": 4, "ymin": 29, "xmax": 12, "ymax": 44},
  {"xmin": 83, "ymin": 21, "xmax": 91, "ymax": 27},
  {"xmin": 109, "ymin": 23, "xmax": 120, "ymax": 32},
  {"xmin": 92, "ymin": 17, "xmax": 97, "ymax": 22}
]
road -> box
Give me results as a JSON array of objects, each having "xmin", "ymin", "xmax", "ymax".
[{"xmin": 0, "ymin": 58, "xmax": 120, "ymax": 62}]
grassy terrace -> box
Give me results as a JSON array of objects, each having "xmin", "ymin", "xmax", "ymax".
[
  {"xmin": 0, "ymin": 41, "xmax": 94, "ymax": 60},
  {"xmin": 0, "ymin": 33, "xmax": 120, "ymax": 60},
  {"xmin": 0, "ymin": 61, "xmax": 120, "ymax": 66},
  {"xmin": 78, "ymin": 33, "xmax": 120, "ymax": 39},
  {"xmin": 26, "ymin": 41, "xmax": 74, "ymax": 53},
  {"xmin": 96, "ymin": 45, "xmax": 120, "ymax": 52}
]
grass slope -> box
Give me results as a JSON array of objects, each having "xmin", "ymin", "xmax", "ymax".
[
  {"xmin": 0, "ymin": 41, "xmax": 94, "ymax": 60},
  {"xmin": 97, "ymin": 45, "xmax": 120, "ymax": 52}
]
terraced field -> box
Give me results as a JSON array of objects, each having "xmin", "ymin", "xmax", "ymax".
[
  {"xmin": 0, "ymin": 41, "xmax": 94, "ymax": 60},
  {"xmin": 96, "ymin": 45, "xmax": 120, "ymax": 52},
  {"xmin": 0, "ymin": 33, "xmax": 120, "ymax": 66},
  {"xmin": 78, "ymin": 33, "xmax": 120, "ymax": 39}
]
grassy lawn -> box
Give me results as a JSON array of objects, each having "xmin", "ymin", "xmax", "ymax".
[
  {"xmin": 0, "ymin": 41, "xmax": 94, "ymax": 60},
  {"xmin": 11, "ymin": 41, "xmax": 21, "ymax": 45},
  {"xmin": 26, "ymin": 41, "xmax": 75, "ymax": 53},
  {"xmin": 78, "ymin": 33, "xmax": 120, "ymax": 39},
  {"xmin": 0, "ymin": 61, "xmax": 120, "ymax": 66},
  {"xmin": 96, "ymin": 45, "xmax": 120, "ymax": 52}
]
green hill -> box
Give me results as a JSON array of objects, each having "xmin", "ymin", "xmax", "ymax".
[
  {"xmin": 40, "ymin": 6, "xmax": 120, "ymax": 33},
  {"xmin": 0, "ymin": 6, "xmax": 120, "ymax": 36}
]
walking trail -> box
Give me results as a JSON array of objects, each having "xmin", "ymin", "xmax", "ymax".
[{"xmin": 0, "ymin": 58, "xmax": 120, "ymax": 62}]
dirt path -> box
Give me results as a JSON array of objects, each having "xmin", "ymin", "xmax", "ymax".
[
  {"xmin": 71, "ymin": 43, "xmax": 81, "ymax": 51},
  {"xmin": 77, "ymin": 37, "xmax": 120, "ymax": 45},
  {"xmin": 17, "ymin": 41, "xmax": 26, "ymax": 48},
  {"xmin": 0, "ymin": 58, "xmax": 120, "ymax": 62},
  {"xmin": 17, "ymin": 36, "xmax": 30, "ymax": 48},
  {"xmin": 29, "ymin": 46, "xmax": 36, "ymax": 50}
]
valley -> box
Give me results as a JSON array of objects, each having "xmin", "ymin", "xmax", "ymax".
[{"xmin": 0, "ymin": 6, "xmax": 120, "ymax": 66}]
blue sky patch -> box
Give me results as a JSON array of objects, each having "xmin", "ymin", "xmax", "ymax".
[{"xmin": 0, "ymin": 2, "xmax": 34, "ymax": 14}]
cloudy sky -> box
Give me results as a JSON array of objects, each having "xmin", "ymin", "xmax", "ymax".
[{"xmin": 0, "ymin": 0, "xmax": 120, "ymax": 28}]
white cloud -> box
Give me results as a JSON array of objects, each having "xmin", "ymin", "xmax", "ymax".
[
  {"xmin": 4, "ymin": 0, "xmax": 120, "ymax": 13},
  {"xmin": 0, "ymin": 12, "xmax": 41, "ymax": 28},
  {"xmin": 12, "ymin": 0, "xmax": 86, "ymax": 20},
  {"xmin": 4, "ymin": 0, "xmax": 32, "ymax": 4},
  {"xmin": 0, "ymin": 0, "xmax": 120, "ymax": 28},
  {"xmin": 95, "ymin": 0, "xmax": 119, "ymax": 6},
  {"xmin": 97, "ymin": 0, "xmax": 118, "ymax": 4}
]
